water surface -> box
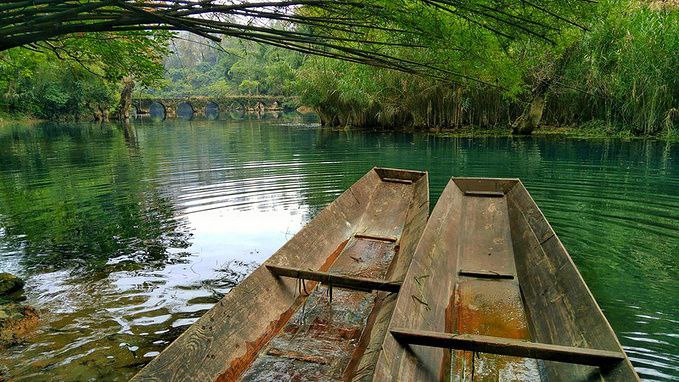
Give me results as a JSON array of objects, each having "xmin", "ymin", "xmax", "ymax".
[{"xmin": 0, "ymin": 118, "xmax": 677, "ymax": 381}]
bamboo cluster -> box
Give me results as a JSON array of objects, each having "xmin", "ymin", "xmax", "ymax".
[{"xmin": 0, "ymin": 0, "xmax": 591, "ymax": 78}]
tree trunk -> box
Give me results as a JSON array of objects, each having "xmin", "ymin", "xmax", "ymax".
[
  {"xmin": 116, "ymin": 76, "xmax": 135, "ymax": 122},
  {"xmin": 92, "ymin": 102, "xmax": 102, "ymax": 122},
  {"xmin": 513, "ymin": 79, "xmax": 551, "ymax": 135},
  {"xmin": 101, "ymin": 105, "xmax": 109, "ymax": 122},
  {"xmin": 513, "ymin": 46, "xmax": 575, "ymax": 135}
]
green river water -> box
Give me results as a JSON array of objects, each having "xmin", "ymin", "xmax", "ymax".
[{"xmin": 0, "ymin": 116, "xmax": 677, "ymax": 381}]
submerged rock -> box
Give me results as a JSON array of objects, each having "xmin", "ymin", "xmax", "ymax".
[
  {"xmin": 0, "ymin": 303, "xmax": 40, "ymax": 349},
  {"xmin": 0, "ymin": 273, "xmax": 24, "ymax": 296},
  {"xmin": 0, "ymin": 274, "xmax": 38, "ymax": 349}
]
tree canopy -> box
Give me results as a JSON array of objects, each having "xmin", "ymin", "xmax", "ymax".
[
  {"xmin": 0, "ymin": 30, "xmax": 171, "ymax": 119},
  {"xmin": 0, "ymin": 0, "xmax": 595, "ymax": 79}
]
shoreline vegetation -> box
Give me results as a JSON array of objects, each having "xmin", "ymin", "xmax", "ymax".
[
  {"xmin": 2, "ymin": 116, "xmax": 677, "ymax": 142},
  {"xmin": 0, "ymin": 1, "xmax": 676, "ymax": 138}
]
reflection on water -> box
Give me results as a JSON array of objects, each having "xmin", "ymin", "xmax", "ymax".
[{"xmin": 0, "ymin": 118, "xmax": 677, "ymax": 381}]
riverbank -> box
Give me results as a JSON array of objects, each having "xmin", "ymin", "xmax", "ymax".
[
  {"xmin": 1, "ymin": 114, "xmax": 677, "ymax": 141},
  {"xmin": 319, "ymin": 122, "xmax": 678, "ymax": 141},
  {"xmin": 0, "ymin": 113, "xmax": 40, "ymax": 126},
  {"xmin": 0, "ymin": 273, "xmax": 39, "ymax": 351},
  {"xmin": 432, "ymin": 124, "xmax": 678, "ymax": 141}
]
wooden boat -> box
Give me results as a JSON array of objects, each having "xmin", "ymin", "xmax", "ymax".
[
  {"xmin": 373, "ymin": 177, "xmax": 639, "ymax": 381},
  {"xmin": 132, "ymin": 167, "xmax": 430, "ymax": 381}
]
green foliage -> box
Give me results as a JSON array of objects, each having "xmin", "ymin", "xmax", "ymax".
[
  {"xmin": 551, "ymin": 1, "xmax": 678, "ymax": 135},
  {"xmin": 294, "ymin": 1, "xmax": 531, "ymax": 129},
  {"xmin": 25, "ymin": 62, "xmax": 117, "ymax": 120},
  {"xmin": 0, "ymin": 31, "xmax": 170, "ymax": 120},
  {"xmin": 296, "ymin": 1, "xmax": 677, "ymax": 135},
  {"xmin": 149, "ymin": 35, "xmax": 303, "ymax": 97}
]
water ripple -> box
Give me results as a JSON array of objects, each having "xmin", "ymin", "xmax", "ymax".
[{"xmin": 0, "ymin": 119, "xmax": 676, "ymax": 381}]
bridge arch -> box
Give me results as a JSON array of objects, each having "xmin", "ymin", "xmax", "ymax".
[
  {"xmin": 205, "ymin": 102, "xmax": 219, "ymax": 120},
  {"xmin": 149, "ymin": 101, "xmax": 166, "ymax": 121},
  {"xmin": 177, "ymin": 102, "xmax": 194, "ymax": 120}
]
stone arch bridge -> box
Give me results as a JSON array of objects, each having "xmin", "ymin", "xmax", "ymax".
[{"xmin": 132, "ymin": 96, "xmax": 297, "ymax": 120}]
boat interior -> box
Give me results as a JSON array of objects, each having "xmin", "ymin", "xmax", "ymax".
[
  {"xmin": 241, "ymin": 168, "xmax": 429, "ymax": 380},
  {"xmin": 373, "ymin": 177, "xmax": 637, "ymax": 381},
  {"xmin": 131, "ymin": 168, "xmax": 430, "ymax": 382},
  {"xmin": 133, "ymin": 173, "xmax": 637, "ymax": 382}
]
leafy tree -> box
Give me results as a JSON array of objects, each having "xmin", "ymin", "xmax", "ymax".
[
  {"xmin": 0, "ymin": 31, "xmax": 171, "ymax": 120},
  {"xmin": 295, "ymin": 0, "xmax": 677, "ymax": 136},
  {"xmin": 0, "ymin": 1, "xmax": 594, "ymax": 81},
  {"xmin": 145, "ymin": 34, "xmax": 304, "ymax": 98},
  {"xmin": 548, "ymin": 1, "xmax": 678, "ymax": 135}
]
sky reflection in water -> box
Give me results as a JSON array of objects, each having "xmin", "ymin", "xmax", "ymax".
[{"xmin": 0, "ymin": 117, "xmax": 676, "ymax": 381}]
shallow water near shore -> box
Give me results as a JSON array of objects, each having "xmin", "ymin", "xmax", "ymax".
[{"xmin": 0, "ymin": 117, "xmax": 677, "ymax": 381}]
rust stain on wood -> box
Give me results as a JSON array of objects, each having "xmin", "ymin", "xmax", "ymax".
[
  {"xmin": 343, "ymin": 291, "xmax": 388, "ymax": 380},
  {"xmin": 372, "ymin": 177, "xmax": 638, "ymax": 381},
  {"xmin": 215, "ymin": 239, "xmax": 349, "ymax": 382}
]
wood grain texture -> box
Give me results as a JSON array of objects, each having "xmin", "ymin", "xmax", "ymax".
[
  {"xmin": 241, "ymin": 237, "xmax": 400, "ymax": 381},
  {"xmin": 373, "ymin": 177, "xmax": 638, "ymax": 382},
  {"xmin": 373, "ymin": 179, "xmax": 465, "ymax": 381},
  {"xmin": 265, "ymin": 265, "xmax": 402, "ymax": 292},
  {"xmin": 347, "ymin": 173, "xmax": 430, "ymax": 381},
  {"xmin": 131, "ymin": 168, "xmax": 428, "ymax": 382},
  {"xmin": 506, "ymin": 181, "xmax": 639, "ymax": 381},
  {"xmin": 390, "ymin": 329, "xmax": 625, "ymax": 366}
]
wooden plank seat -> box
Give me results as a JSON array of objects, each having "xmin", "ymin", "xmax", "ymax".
[
  {"xmin": 390, "ymin": 328, "xmax": 626, "ymax": 367},
  {"xmin": 266, "ymin": 265, "xmax": 402, "ymax": 293},
  {"xmin": 372, "ymin": 177, "xmax": 638, "ymax": 381},
  {"xmin": 382, "ymin": 177, "xmax": 413, "ymax": 184},
  {"xmin": 457, "ymin": 269, "xmax": 515, "ymax": 280},
  {"xmin": 353, "ymin": 233, "xmax": 397, "ymax": 242},
  {"xmin": 464, "ymin": 190, "xmax": 505, "ymax": 197}
]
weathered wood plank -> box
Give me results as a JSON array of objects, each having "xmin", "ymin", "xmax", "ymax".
[
  {"xmin": 266, "ymin": 265, "xmax": 402, "ymax": 292},
  {"xmin": 452, "ymin": 177, "xmax": 518, "ymax": 195},
  {"xmin": 353, "ymin": 234, "xmax": 397, "ymax": 242},
  {"xmin": 374, "ymin": 167, "xmax": 426, "ymax": 183},
  {"xmin": 506, "ymin": 181, "xmax": 639, "ymax": 381},
  {"xmin": 372, "ymin": 179, "xmax": 465, "ymax": 381},
  {"xmin": 463, "ymin": 190, "xmax": 505, "ymax": 197},
  {"xmin": 382, "ymin": 177, "xmax": 413, "ymax": 184},
  {"xmin": 458, "ymin": 269, "xmax": 514, "ymax": 279},
  {"xmin": 346, "ymin": 172, "xmax": 429, "ymax": 381},
  {"xmin": 390, "ymin": 329, "xmax": 625, "ymax": 367},
  {"xmin": 131, "ymin": 167, "xmax": 429, "ymax": 382}
]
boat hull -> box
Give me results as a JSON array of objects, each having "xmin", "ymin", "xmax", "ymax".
[
  {"xmin": 132, "ymin": 168, "xmax": 429, "ymax": 381},
  {"xmin": 373, "ymin": 177, "xmax": 638, "ymax": 381}
]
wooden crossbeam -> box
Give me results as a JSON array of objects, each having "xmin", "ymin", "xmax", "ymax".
[
  {"xmin": 464, "ymin": 190, "xmax": 505, "ymax": 197},
  {"xmin": 390, "ymin": 328, "xmax": 625, "ymax": 367},
  {"xmin": 266, "ymin": 265, "xmax": 401, "ymax": 293},
  {"xmin": 353, "ymin": 234, "xmax": 397, "ymax": 242},
  {"xmin": 458, "ymin": 269, "xmax": 515, "ymax": 280},
  {"xmin": 382, "ymin": 177, "xmax": 413, "ymax": 184}
]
